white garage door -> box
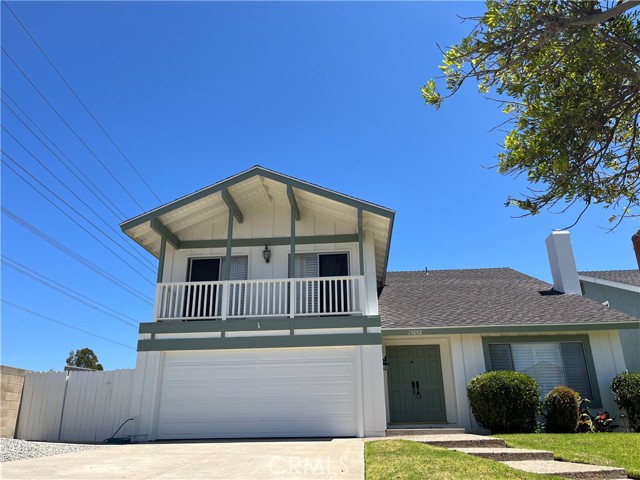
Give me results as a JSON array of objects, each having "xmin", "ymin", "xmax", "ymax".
[{"xmin": 155, "ymin": 347, "xmax": 358, "ymax": 439}]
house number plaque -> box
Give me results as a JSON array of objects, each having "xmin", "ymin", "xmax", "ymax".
[{"xmin": 408, "ymin": 330, "xmax": 423, "ymax": 336}]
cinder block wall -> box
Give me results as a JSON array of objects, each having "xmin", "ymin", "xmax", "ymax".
[{"xmin": 1, "ymin": 365, "xmax": 28, "ymax": 438}]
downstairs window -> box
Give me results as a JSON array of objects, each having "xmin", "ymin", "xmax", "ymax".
[{"xmin": 485, "ymin": 339, "xmax": 597, "ymax": 402}]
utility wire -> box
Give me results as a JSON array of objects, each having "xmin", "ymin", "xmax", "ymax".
[
  {"xmin": 1, "ymin": 207, "xmax": 153, "ymax": 305},
  {"xmin": 1, "ymin": 46, "xmax": 146, "ymax": 211},
  {"xmin": 2, "ymin": 91, "xmax": 126, "ymax": 220},
  {"xmin": 2, "ymin": 0, "xmax": 162, "ymax": 204},
  {"xmin": 2, "ymin": 256, "xmax": 138, "ymax": 328},
  {"xmin": 1, "ymin": 154, "xmax": 155, "ymax": 284},
  {"xmin": 2, "ymin": 125, "xmax": 155, "ymax": 270},
  {"xmin": 3, "ymin": 300, "xmax": 135, "ymax": 350}
]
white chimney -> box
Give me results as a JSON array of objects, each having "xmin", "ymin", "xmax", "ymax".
[{"xmin": 545, "ymin": 231, "xmax": 581, "ymax": 295}]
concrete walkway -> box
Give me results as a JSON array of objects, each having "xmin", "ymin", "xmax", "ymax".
[
  {"xmin": 376, "ymin": 431, "xmax": 628, "ymax": 479},
  {"xmin": 0, "ymin": 438, "xmax": 364, "ymax": 480}
]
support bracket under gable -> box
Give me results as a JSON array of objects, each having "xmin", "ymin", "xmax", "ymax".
[
  {"xmin": 150, "ymin": 218, "xmax": 181, "ymax": 249},
  {"xmin": 222, "ymin": 188, "xmax": 243, "ymax": 224},
  {"xmin": 287, "ymin": 185, "xmax": 301, "ymax": 221}
]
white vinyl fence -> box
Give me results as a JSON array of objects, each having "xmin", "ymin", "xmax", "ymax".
[{"xmin": 16, "ymin": 369, "xmax": 135, "ymax": 443}]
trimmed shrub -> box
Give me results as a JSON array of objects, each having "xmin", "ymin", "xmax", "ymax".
[
  {"xmin": 467, "ymin": 371, "xmax": 540, "ymax": 433},
  {"xmin": 611, "ymin": 372, "xmax": 640, "ymax": 432},
  {"xmin": 544, "ymin": 386, "xmax": 579, "ymax": 433}
]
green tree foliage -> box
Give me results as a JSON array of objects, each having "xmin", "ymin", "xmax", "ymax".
[
  {"xmin": 423, "ymin": 1, "xmax": 640, "ymax": 226},
  {"xmin": 66, "ymin": 347, "xmax": 104, "ymax": 371}
]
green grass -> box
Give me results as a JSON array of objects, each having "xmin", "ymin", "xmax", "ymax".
[
  {"xmin": 493, "ymin": 433, "xmax": 640, "ymax": 479},
  {"xmin": 365, "ymin": 440, "xmax": 558, "ymax": 480}
]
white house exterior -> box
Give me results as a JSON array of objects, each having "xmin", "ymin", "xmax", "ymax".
[
  {"xmin": 122, "ymin": 168, "xmax": 638, "ymax": 439},
  {"xmin": 121, "ymin": 166, "xmax": 394, "ymax": 440},
  {"xmin": 578, "ymin": 270, "xmax": 640, "ymax": 372}
]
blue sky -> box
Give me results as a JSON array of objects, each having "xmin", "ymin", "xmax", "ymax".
[{"xmin": 2, "ymin": 2, "xmax": 638, "ymax": 372}]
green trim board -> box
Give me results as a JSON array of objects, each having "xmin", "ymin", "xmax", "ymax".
[
  {"xmin": 380, "ymin": 210, "xmax": 394, "ymax": 292},
  {"xmin": 481, "ymin": 334, "xmax": 602, "ymax": 407},
  {"xmin": 221, "ymin": 188, "xmax": 243, "ymax": 223},
  {"xmin": 139, "ymin": 315, "xmax": 381, "ymax": 334},
  {"xmin": 381, "ymin": 322, "xmax": 640, "ymax": 336},
  {"xmin": 120, "ymin": 166, "xmax": 394, "ymax": 232},
  {"xmin": 289, "ymin": 194, "xmax": 296, "ymax": 278},
  {"xmin": 156, "ymin": 237, "xmax": 166, "ymax": 283},
  {"xmin": 138, "ymin": 332, "xmax": 382, "ymax": 352},
  {"xmin": 358, "ymin": 208, "xmax": 364, "ymax": 276},
  {"xmin": 179, "ymin": 234, "xmax": 359, "ymax": 249},
  {"xmin": 223, "ymin": 211, "xmax": 233, "ymax": 280}
]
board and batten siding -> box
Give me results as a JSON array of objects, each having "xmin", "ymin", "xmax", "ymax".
[{"xmin": 16, "ymin": 369, "xmax": 135, "ymax": 442}]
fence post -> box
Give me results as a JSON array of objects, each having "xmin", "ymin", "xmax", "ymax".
[{"xmin": 57, "ymin": 370, "xmax": 71, "ymax": 441}]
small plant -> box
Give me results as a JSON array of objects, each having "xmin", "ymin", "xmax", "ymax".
[
  {"xmin": 544, "ymin": 386, "xmax": 579, "ymax": 433},
  {"xmin": 577, "ymin": 398, "xmax": 619, "ymax": 433},
  {"xmin": 467, "ymin": 371, "xmax": 540, "ymax": 433},
  {"xmin": 611, "ymin": 371, "xmax": 640, "ymax": 433}
]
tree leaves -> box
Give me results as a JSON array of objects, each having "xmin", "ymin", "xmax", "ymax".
[
  {"xmin": 66, "ymin": 347, "xmax": 104, "ymax": 371},
  {"xmin": 424, "ymin": 0, "xmax": 640, "ymax": 226}
]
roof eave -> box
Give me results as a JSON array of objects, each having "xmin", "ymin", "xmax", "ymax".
[
  {"xmin": 381, "ymin": 321, "xmax": 640, "ymax": 336},
  {"xmin": 120, "ymin": 165, "xmax": 395, "ymax": 234}
]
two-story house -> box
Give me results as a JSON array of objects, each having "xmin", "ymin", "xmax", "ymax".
[{"xmin": 121, "ymin": 166, "xmax": 393, "ymax": 440}]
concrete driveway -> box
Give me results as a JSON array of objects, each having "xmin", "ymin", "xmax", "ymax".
[{"xmin": 0, "ymin": 438, "xmax": 364, "ymax": 480}]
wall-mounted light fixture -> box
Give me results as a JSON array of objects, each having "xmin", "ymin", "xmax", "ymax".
[
  {"xmin": 383, "ymin": 356, "xmax": 389, "ymax": 371},
  {"xmin": 262, "ymin": 244, "xmax": 271, "ymax": 263}
]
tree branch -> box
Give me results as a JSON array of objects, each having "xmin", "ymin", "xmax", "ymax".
[{"xmin": 552, "ymin": 0, "xmax": 640, "ymax": 27}]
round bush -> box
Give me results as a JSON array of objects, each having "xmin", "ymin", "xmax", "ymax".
[
  {"xmin": 467, "ymin": 371, "xmax": 540, "ymax": 433},
  {"xmin": 611, "ymin": 372, "xmax": 640, "ymax": 432},
  {"xmin": 544, "ymin": 386, "xmax": 579, "ymax": 433}
]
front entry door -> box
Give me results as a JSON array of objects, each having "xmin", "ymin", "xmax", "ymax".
[{"xmin": 387, "ymin": 345, "xmax": 447, "ymax": 423}]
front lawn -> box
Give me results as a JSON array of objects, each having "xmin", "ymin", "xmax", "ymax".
[
  {"xmin": 365, "ymin": 440, "xmax": 558, "ymax": 479},
  {"xmin": 493, "ymin": 433, "xmax": 640, "ymax": 479}
]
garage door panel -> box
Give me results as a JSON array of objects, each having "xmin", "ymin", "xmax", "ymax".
[{"xmin": 156, "ymin": 347, "xmax": 358, "ymax": 439}]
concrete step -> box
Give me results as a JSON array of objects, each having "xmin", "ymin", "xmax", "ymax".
[
  {"xmin": 408, "ymin": 433, "xmax": 506, "ymax": 449},
  {"xmin": 501, "ymin": 460, "xmax": 627, "ymax": 479},
  {"xmin": 450, "ymin": 447, "xmax": 554, "ymax": 461},
  {"xmin": 385, "ymin": 428, "xmax": 466, "ymax": 436}
]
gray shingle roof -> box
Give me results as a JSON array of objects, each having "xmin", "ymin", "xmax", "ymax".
[
  {"xmin": 379, "ymin": 268, "xmax": 639, "ymax": 329},
  {"xmin": 579, "ymin": 269, "xmax": 640, "ymax": 288}
]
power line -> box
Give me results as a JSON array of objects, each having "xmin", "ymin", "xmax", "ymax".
[
  {"xmin": 3, "ymin": 300, "xmax": 135, "ymax": 350},
  {"xmin": 2, "ymin": 0, "xmax": 162, "ymax": 204},
  {"xmin": 1, "ymin": 46, "xmax": 147, "ymax": 212},
  {"xmin": 1, "ymin": 207, "xmax": 153, "ymax": 305},
  {"xmin": 1, "ymin": 154, "xmax": 156, "ymax": 284},
  {"xmin": 3, "ymin": 255, "xmax": 138, "ymax": 328},
  {"xmin": 2, "ymin": 91, "xmax": 126, "ymax": 220},
  {"xmin": 2, "ymin": 124, "xmax": 155, "ymax": 270}
]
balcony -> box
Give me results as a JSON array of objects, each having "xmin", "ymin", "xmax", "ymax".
[{"xmin": 154, "ymin": 276, "xmax": 367, "ymax": 322}]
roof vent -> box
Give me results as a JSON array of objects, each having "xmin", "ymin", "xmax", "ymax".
[{"xmin": 545, "ymin": 231, "xmax": 581, "ymax": 295}]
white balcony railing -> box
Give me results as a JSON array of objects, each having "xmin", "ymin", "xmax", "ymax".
[{"xmin": 154, "ymin": 276, "xmax": 366, "ymax": 321}]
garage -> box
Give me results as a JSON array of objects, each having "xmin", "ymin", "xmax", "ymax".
[{"xmin": 155, "ymin": 346, "xmax": 359, "ymax": 439}]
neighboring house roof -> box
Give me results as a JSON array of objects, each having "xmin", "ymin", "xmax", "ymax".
[
  {"xmin": 120, "ymin": 166, "xmax": 395, "ymax": 288},
  {"xmin": 579, "ymin": 269, "xmax": 640, "ymax": 288},
  {"xmin": 379, "ymin": 268, "xmax": 640, "ymax": 332}
]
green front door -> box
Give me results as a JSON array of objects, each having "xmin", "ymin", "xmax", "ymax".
[{"xmin": 387, "ymin": 345, "xmax": 447, "ymax": 423}]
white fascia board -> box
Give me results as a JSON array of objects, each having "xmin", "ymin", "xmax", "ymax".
[{"xmin": 578, "ymin": 275, "xmax": 640, "ymax": 294}]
